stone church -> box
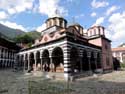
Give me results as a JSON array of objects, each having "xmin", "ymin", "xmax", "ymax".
[{"xmin": 18, "ymin": 16, "xmax": 113, "ymax": 80}]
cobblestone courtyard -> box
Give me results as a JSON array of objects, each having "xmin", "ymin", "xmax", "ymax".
[{"xmin": 1, "ymin": 69, "xmax": 125, "ymax": 94}]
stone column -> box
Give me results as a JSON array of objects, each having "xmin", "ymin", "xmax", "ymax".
[
  {"xmin": 40, "ymin": 55, "xmax": 42, "ymax": 71},
  {"xmin": 23, "ymin": 54, "xmax": 26, "ymax": 72},
  {"xmin": 40, "ymin": 51, "xmax": 42, "ymax": 71},
  {"xmin": 120, "ymin": 52, "xmax": 123, "ymax": 63},
  {"xmin": 40, "ymin": 57, "xmax": 43, "ymax": 71},
  {"xmin": 49, "ymin": 49, "xmax": 54, "ymax": 72},
  {"xmin": 87, "ymin": 51, "xmax": 91, "ymax": 71},
  {"xmin": 34, "ymin": 52, "xmax": 37, "ymax": 71},
  {"xmin": 80, "ymin": 56, "xmax": 83, "ymax": 72},
  {"xmin": 63, "ymin": 46, "xmax": 71, "ymax": 81},
  {"xmin": 6, "ymin": 50, "xmax": 8, "ymax": 60},
  {"xmin": 49, "ymin": 56, "xmax": 53, "ymax": 72},
  {"xmin": 5, "ymin": 49, "xmax": 6, "ymax": 59},
  {"xmin": 79, "ymin": 49, "xmax": 83, "ymax": 72},
  {"xmin": 28, "ymin": 53, "xmax": 30, "ymax": 71}
]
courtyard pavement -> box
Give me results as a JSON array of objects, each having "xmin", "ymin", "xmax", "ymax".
[{"xmin": 0, "ymin": 69, "xmax": 125, "ymax": 94}]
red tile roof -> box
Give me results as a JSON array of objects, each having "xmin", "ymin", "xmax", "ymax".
[{"xmin": 112, "ymin": 47, "xmax": 125, "ymax": 51}]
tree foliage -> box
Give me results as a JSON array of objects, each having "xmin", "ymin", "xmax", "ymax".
[
  {"xmin": 14, "ymin": 34, "xmax": 34, "ymax": 44},
  {"xmin": 13, "ymin": 31, "xmax": 41, "ymax": 48}
]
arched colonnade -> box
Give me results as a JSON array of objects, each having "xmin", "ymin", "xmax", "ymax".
[{"xmin": 18, "ymin": 46, "xmax": 102, "ymax": 74}]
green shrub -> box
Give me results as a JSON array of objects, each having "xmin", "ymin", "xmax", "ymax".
[{"xmin": 120, "ymin": 63, "xmax": 125, "ymax": 68}]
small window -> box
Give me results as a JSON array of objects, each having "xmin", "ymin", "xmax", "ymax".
[
  {"xmin": 49, "ymin": 21, "xmax": 52, "ymax": 27},
  {"xmin": 94, "ymin": 29, "xmax": 96, "ymax": 35},
  {"xmin": 59, "ymin": 20, "xmax": 63, "ymax": 27},
  {"xmin": 123, "ymin": 54, "xmax": 125, "ymax": 63}
]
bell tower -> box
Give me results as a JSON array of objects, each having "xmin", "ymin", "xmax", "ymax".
[{"xmin": 88, "ymin": 25, "xmax": 113, "ymax": 72}]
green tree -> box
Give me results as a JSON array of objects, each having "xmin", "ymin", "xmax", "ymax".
[
  {"xmin": 13, "ymin": 31, "xmax": 41, "ymax": 47},
  {"xmin": 14, "ymin": 34, "xmax": 34, "ymax": 44}
]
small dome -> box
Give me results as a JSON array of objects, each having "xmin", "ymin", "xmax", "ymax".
[
  {"xmin": 87, "ymin": 25, "xmax": 105, "ymax": 37},
  {"xmin": 68, "ymin": 23, "xmax": 84, "ymax": 35},
  {"xmin": 68, "ymin": 23, "xmax": 81, "ymax": 27}
]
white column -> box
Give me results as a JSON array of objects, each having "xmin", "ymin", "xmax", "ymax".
[
  {"xmin": 49, "ymin": 55, "xmax": 54, "ymax": 72},
  {"xmin": 34, "ymin": 52, "xmax": 37, "ymax": 71},
  {"xmin": 28, "ymin": 53, "xmax": 30, "ymax": 71},
  {"xmin": 23, "ymin": 54, "xmax": 26, "ymax": 72},
  {"xmin": 49, "ymin": 49, "xmax": 54, "ymax": 72},
  {"xmin": 40, "ymin": 50, "xmax": 43, "ymax": 71},
  {"xmin": 6, "ymin": 50, "xmax": 8, "ymax": 60},
  {"xmin": 120, "ymin": 52, "xmax": 123, "ymax": 63}
]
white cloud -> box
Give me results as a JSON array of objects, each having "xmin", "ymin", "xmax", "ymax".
[
  {"xmin": 0, "ymin": 0, "xmax": 34, "ymax": 15},
  {"xmin": 75, "ymin": 14, "xmax": 84, "ymax": 19},
  {"xmin": 107, "ymin": 12, "xmax": 125, "ymax": 42},
  {"xmin": 106, "ymin": 6, "xmax": 120, "ymax": 16},
  {"xmin": 36, "ymin": 23, "xmax": 46, "ymax": 32},
  {"xmin": 91, "ymin": 12, "xmax": 96, "ymax": 17},
  {"xmin": 39, "ymin": 0, "xmax": 68, "ymax": 17},
  {"xmin": 91, "ymin": 0, "xmax": 109, "ymax": 8},
  {"xmin": 0, "ymin": 11, "xmax": 8, "ymax": 19},
  {"xmin": 0, "ymin": 21, "xmax": 26, "ymax": 31},
  {"xmin": 105, "ymin": 29, "xmax": 112, "ymax": 39},
  {"xmin": 94, "ymin": 17, "xmax": 105, "ymax": 25},
  {"xmin": 7, "ymin": 8, "xmax": 16, "ymax": 15}
]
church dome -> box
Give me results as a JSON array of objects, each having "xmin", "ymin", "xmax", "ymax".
[{"xmin": 45, "ymin": 17, "xmax": 67, "ymax": 29}]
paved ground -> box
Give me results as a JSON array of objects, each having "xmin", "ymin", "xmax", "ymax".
[
  {"xmin": 0, "ymin": 69, "xmax": 33, "ymax": 94},
  {"xmin": 0, "ymin": 69, "xmax": 125, "ymax": 94}
]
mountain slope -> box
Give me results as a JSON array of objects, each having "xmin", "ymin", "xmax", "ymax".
[
  {"xmin": 0, "ymin": 23, "xmax": 25, "ymax": 39},
  {"xmin": 27, "ymin": 31, "xmax": 41, "ymax": 40}
]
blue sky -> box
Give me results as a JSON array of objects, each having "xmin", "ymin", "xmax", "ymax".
[{"xmin": 0, "ymin": 0, "xmax": 125, "ymax": 47}]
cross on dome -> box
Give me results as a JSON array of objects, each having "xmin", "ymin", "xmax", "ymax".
[{"xmin": 52, "ymin": 9, "xmax": 62, "ymax": 17}]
